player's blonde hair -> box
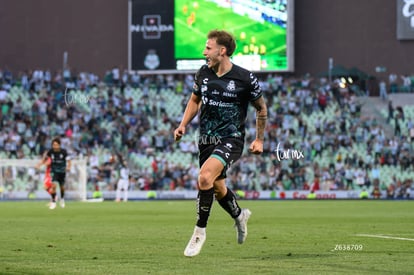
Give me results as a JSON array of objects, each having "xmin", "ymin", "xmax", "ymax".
[{"xmin": 207, "ymin": 30, "xmax": 236, "ymax": 57}]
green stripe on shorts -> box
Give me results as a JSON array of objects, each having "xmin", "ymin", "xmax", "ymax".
[{"xmin": 210, "ymin": 154, "xmax": 227, "ymax": 167}]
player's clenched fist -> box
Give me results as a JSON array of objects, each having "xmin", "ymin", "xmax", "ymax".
[
  {"xmin": 249, "ymin": 139, "xmax": 264, "ymax": 154},
  {"xmin": 174, "ymin": 126, "xmax": 186, "ymax": 142}
]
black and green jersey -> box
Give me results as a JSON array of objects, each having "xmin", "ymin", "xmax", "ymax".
[
  {"xmin": 193, "ymin": 64, "xmax": 262, "ymax": 140},
  {"xmin": 47, "ymin": 149, "xmax": 69, "ymax": 174}
]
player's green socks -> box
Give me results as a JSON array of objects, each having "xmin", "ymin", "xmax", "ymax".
[
  {"xmin": 218, "ymin": 188, "xmax": 241, "ymax": 219},
  {"xmin": 196, "ymin": 188, "xmax": 214, "ymax": 228}
]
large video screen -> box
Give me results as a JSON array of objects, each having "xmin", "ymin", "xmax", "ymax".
[
  {"xmin": 129, "ymin": 0, "xmax": 293, "ymax": 72},
  {"xmin": 174, "ymin": 0, "xmax": 294, "ymax": 72}
]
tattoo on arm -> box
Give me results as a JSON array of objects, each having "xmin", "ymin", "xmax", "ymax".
[{"xmin": 252, "ymin": 96, "xmax": 267, "ymax": 141}]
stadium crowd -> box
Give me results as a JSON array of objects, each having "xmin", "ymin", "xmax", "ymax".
[{"xmin": 0, "ymin": 67, "xmax": 413, "ymax": 198}]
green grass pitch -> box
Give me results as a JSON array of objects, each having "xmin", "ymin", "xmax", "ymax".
[
  {"xmin": 1, "ymin": 200, "xmax": 413, "ymax": 274},
  {"xmin": 174, "ymin": 0, "xmax": 287, "ymax": 70}
]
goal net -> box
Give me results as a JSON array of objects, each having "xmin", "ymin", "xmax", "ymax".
[{"xmin": 0, "ymin": 159, "xmax": 87, "ymax": 201}]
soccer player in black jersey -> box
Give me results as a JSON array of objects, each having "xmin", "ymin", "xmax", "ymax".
[
  {"xmin": 174, "ymin": 30, "xmax": 267, "ymax": 257},
  {"xmin": 39, "ymin": 137, "xmax": 71, "ymax": 209}
]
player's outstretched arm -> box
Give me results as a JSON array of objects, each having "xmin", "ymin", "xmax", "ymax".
[
  {"xmin": 35, "ymin": 153, "xmax": 48, "ymax": 169},
  {"xmin": 174, "ymin": 93, "xmax": 201, "ymax": 142},
  {"xmin": 35, "ymin": 161, "xmax": 44, "ymax": 170},
  {"xmin": 249, "ymin": 96, "xmax": 267, "ymax": 154},
  {"xmin": 66, "ymin": 159, "xmax": 72, "ymax": 172}
]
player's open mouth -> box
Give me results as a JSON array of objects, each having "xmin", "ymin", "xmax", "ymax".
[{"xmin": 206, "ymin": 58, "xmax": 210, "ymax": 65}]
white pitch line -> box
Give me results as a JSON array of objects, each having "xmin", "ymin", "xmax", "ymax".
[{"xmin": 355, "ymin": 234, "xmax": 414, "ymax": 242}]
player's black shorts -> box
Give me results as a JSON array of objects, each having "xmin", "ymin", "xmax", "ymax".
[
  {"xmin": 199, "ymin": 137, "xmax": 244, "ymax": 179},
  {"xmin": 52, "ymin": 172, "xmax": 66, "ymax": 186}
]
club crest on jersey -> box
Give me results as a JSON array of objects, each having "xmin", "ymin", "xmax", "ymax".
[{"xmin": 227, "ymin": 80, "xmax": 236, "ymax": 91}]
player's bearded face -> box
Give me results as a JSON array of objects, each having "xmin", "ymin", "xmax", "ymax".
[{"xmin": 203, "ymin": 39, "xmax": 223, "ymax": 70}]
